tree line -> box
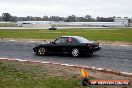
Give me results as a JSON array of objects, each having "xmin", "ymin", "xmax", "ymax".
[{"xmin": 0, "ymin": 13, "xmax": 131, "ymax": 22}]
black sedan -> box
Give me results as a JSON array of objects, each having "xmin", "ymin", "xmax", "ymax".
[
  {"xmin": 49, "ymin": 27, "xmax": 57, "ymax": 30},
  {"xmin": 33, "ymin": 36, "xmax": 101, "ymax": 57}
]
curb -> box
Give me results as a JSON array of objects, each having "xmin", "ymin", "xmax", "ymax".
[{"xmin": 0, "ymin": 57, "xmax": 132, "ymax": 77}]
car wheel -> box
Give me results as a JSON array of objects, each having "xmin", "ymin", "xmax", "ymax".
[
  {"xmin": 71, "ymin": 48, "xmax": 80, "ymax": 57},
  {"xmin": 37, "ymin": 47, "xmax": 46, "ymax": 56}
]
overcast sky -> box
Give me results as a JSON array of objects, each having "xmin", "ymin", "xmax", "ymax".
[{"xmin": 0, "ymin": 0, "xmax": 132, "ymax": 18}]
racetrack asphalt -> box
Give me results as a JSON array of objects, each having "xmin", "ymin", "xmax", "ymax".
[{"xmin": 0, "ymin": 40, "xmax": 132, "ymax": 73}]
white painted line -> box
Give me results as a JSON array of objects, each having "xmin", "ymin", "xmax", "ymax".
[
  {"xmin": 28, "ymin": 41, "xmax": 35, "ymax": 43},
  {"xmin": 119, "ymin": 45, "xmax": 130, "ymax": 47},
  {"xmin": 41, "ymin": 62, "xmax": 51, "ymax": 64},
  {"xmin": 100, "ymin": 44, "xmax": 131, "ymax": 46},
  {"xmin": 97, "ymin": 68, "xmax": 103, "ymax": 70},
  {"xmin": 91, "ymin": 67, "xmax": 96, "ymax": 69},
  {"xmin": 7, "ymin": 58, "xmax": 16, "ymax": 60},
  {"xmin": 61, "ymin": 64, "xmax": 71, "ymax": 66},
  {"xmin": 121, "ymin": 72, "xmax": 132, "ymax": 75},
  {"xmin": 0, "ymin": 58, "xmax": 7, "ymax": 59},
  {"xmin": 10, "ymin": 40, "xmax": 17, "ymax": 42},
  {"xmin": 106, "ymin": 69, "xmax": 113, "ymax": 72},
  {"xmin": 16, "ymin": 59, "xmax": 28, "ymax": 62},
  {"xmin": 64, "ymin": 64, "xmax": 75, "ymax": 67},
  {"xmin": 15, "ymin": 59, "xmax": 21, "ymax": 61}
]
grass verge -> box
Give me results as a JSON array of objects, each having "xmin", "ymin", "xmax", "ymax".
[
  {"xmin": 0, "ymin": 60, "xmax": 82, "ymax": 88},
  {"xmin": 0, "ymin": 28, "xmax": 132, "ymax": 42},
  {"xmin": 0, "ymin": 59, "xmax": 131, "ymax": 88}
]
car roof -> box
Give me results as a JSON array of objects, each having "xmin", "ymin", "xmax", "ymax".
[{"xmin": 61, "ymin": 36, "xmax": 82, "ymax": 39}]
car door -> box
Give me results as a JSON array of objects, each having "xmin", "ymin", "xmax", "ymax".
[
  {"xmin": 66, "ymin": 37, "xmax": 79, "ymax": 51},
  {"xmin": 53, "ymin": 37, "xmax": 67, "ymax": 53}
]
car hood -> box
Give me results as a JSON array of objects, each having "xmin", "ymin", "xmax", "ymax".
[{"xmin": 41, "ymin": 42, "xmax": 50, "ymax": 44}]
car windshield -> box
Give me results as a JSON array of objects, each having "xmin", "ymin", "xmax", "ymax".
[{"xmin": 76, "ymin": 37, "xmax": 89, "ymax": 43}]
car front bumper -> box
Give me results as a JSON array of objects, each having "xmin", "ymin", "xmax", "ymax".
[
  {"xmin": 92, "ymin": 46, "xmax": 101, "ymax": 52},
  {"xmin": 33, "ymin": 47, "xmax": 38, "ymax": 52}
]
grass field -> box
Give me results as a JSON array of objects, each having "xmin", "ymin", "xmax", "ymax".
[
  {"xmin": 0, "ymin": 22, "xmax": 17, "ymax": 27},
  {"xmin": 1, "ymin": 60, "xmax": 131, "ymax": 88},
  {"xmin": 0, "ymin": 28, "xmax": 132, "ymax": 42},
  {"xmin": 0, "ymin": 60, "xmax": 87, "ymax": 88}
]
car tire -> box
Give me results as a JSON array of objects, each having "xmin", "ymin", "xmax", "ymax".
[
  {"xmin": 71, "ymin": 48, "xmax": 80, "ymax": 57},
  {"xmin": 37, "ymin": 47, "xmax": 46, "ymax": 56}
]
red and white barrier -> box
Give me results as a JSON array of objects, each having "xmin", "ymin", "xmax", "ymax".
[{"xmin": 0, "ymin": 57, "xmax": 132, "ymax": 77}]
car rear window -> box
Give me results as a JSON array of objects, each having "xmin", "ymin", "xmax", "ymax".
[{"xmin": 76, "ymin": 37, "xmax": 89, "ymax": 43}]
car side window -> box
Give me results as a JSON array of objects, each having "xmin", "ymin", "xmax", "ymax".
[
  {"xmin": 54, "ymin": 38, "xmax": 61, "ymax": 43},
  {"xmin": 67, "ymin": 37, "xmax": 78, "ymax": 44},
  {"xmin": 54, "ymin": 38, "xmax": 67, "ymax": 44},
  {"xmin": 67, "ymin": 37, "xmax": 72, "ymax": 42}
]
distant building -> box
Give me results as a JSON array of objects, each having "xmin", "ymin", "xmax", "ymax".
[
  {"xmin": 53, "ymin": 18, "xmax": 129, "ymax": 27},
  {"xmin": 16, "ymin": 17, "xmax": 129, "ymax": 28},
  {"xmin": 114, "ymin": 18, "xmax": 129, "ymax": 27},
  {"xmin": 17, "ymin": 21, "xmax": 51, "ymax": 28}
]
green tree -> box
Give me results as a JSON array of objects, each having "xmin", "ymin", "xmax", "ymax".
[
  {"xmin": 43, "ymin": 16, "xmax": 49, "ymax": 21},
  {"xmin": 2, "ymin": 13, "xmax": 12, "ymax": 22},
  {"xmin": 49, "ymin": 16, "xmax": 60, "ymax": 21},
  {"xmin": 76, "ymin": 17, "xmax": 86, "ymax": 22},
  {"xmin": 10, "ymin": 16, "xmax": 18, "ymax": 22},
  {"xmin": 85, "ymin": 15, "xmax": 92, "ymax": 21},
  {"xmin": 0, "ymin": 16, "xmax": 2, "ymax": 21},
  {"xmin": 66, "ymin": 15, "xmax": 77, "ymax": 22}
]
